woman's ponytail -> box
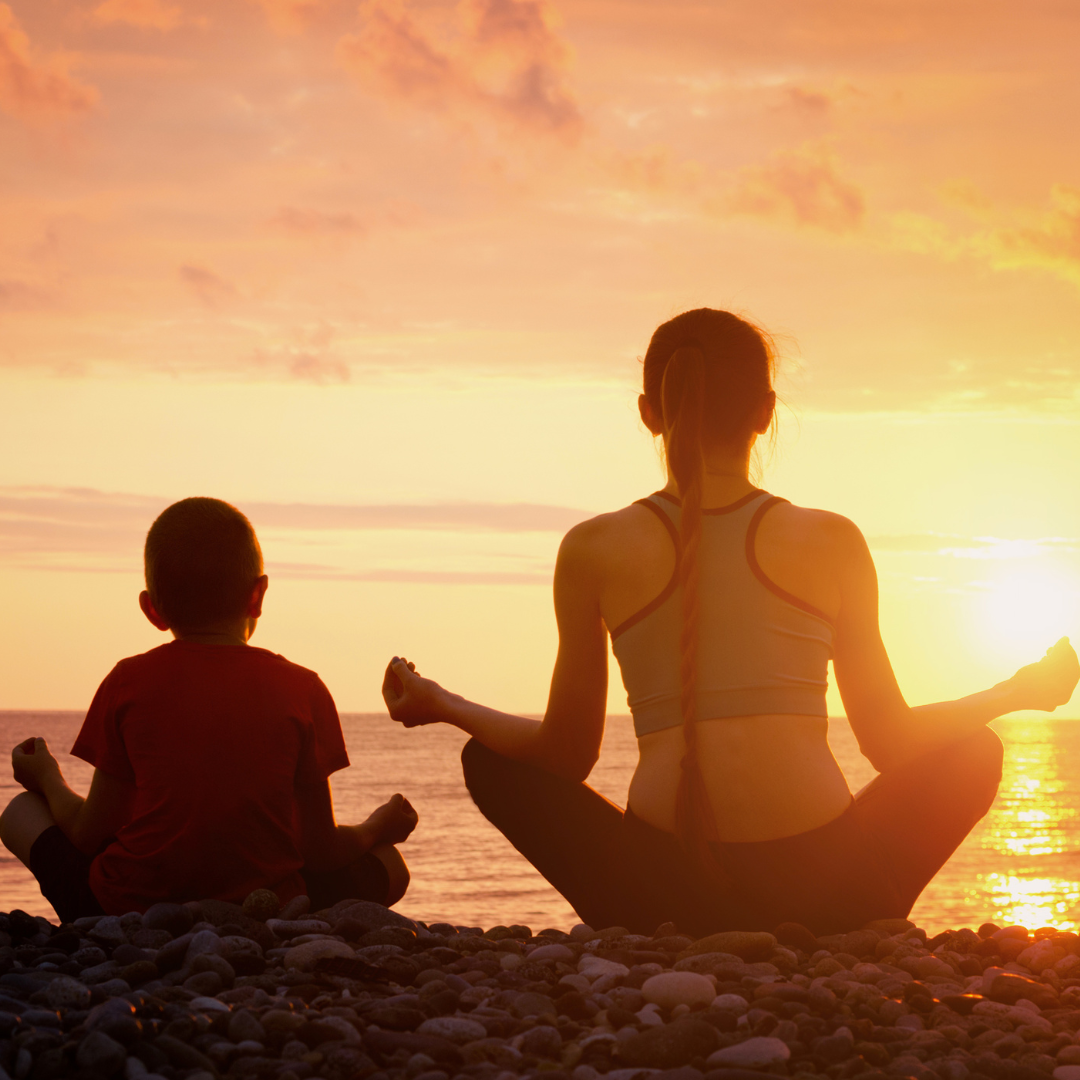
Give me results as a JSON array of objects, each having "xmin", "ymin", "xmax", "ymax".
[{"xmin": 661, "ymin": 346, "xmax": 724, "ymax": 872}]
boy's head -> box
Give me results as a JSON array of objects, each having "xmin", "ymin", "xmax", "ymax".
[{"xmin": 142, "ymin": 498, "xmax": 265, "ymax": 636}]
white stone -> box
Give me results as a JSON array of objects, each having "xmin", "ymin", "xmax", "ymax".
[
  {"xmin": 1018, "ymin": 941, "xmax": 1065, "ymax": 974},
  {"xmin": 642, "ymin": 972, "xmax": 716, "ymax": 1010},
  {"xmin": 711, "ymin": 993, "xmax": 749, "ymax": 1016},
  {"xmin": 578, "ymin": 955, "xmax": 630, "ymax": 980},
  {"xmin": 708, "ymin": 1037, "xmax": 791, "ymax": 1069},
  {"xmin": 283, "ymin": 938, "xmax": 354, "ymax": 971},
  {"xmin": 418, "ymin": 1017, "xmax": 488, "ymax": 1044},
  {"xmin": 636, "ymin": 1004, "xmax": 664, "ymax": 1027},
  {"xmin": 1053, "ymin": 1068, "xmax": 1080, "ymax": 1080}
]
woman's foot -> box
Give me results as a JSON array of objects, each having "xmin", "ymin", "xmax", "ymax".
[{"xmin": 1008, "ymin": 637, "xmax": 1080, "ymax": 711}]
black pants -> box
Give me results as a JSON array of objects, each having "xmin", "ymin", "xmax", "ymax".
[
  {"xmin": 28, "ymin": 827, "xmax": 390, "ymax": 923},
  {"xmin": 461, "ymin": 726, "xmax": 1003, "ymax": 936}
]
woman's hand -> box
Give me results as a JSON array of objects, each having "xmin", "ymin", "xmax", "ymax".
[
  {"xmin": 1004, "ymin": 638, "xmax": 1080, "ymax": 712},
  {"xmin": 381, "ymin": 657, "xmax": 451, "ymax": 727},
  {"xmin": 11, "ymin": 737, "xmax": 61, "ymax": 795}
]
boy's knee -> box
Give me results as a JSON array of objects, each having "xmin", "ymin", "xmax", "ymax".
[
  {"xmin": 0, "ymin": 791, "xmax": 53, "ymax": 861},
  {"xmin": 371, "ymin": 844, "xmax": 410, "ymax": 907}
]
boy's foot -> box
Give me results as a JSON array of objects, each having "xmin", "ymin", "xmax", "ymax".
[{"xmin": 362, "ymin": 793, "xmax": 418, "ymax": 846}]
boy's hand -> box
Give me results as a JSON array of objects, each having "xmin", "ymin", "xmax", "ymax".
[
  {"xmin": 356, "ymin": 793, "xmax": 419, "ymax": 849},
  {"xmin": 382, "ymin": 657, "xmax": 447, "ymax": 727},
  {"xmin": 1007, "ymin": 637, "xmax": 1080, "ymax": 712},
  {"xmin": 11, "ymin": 737, "xmax": 61, "ymax": 794}
]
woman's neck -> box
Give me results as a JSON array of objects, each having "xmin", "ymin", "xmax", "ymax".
[{"xmin": 664, "ymin": 443, "xmax": 759, "ymax": 507}]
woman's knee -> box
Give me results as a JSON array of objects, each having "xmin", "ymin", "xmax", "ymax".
[{"xmin": 461, "ymin": 738, "xmax": 504, "ymax": 799}]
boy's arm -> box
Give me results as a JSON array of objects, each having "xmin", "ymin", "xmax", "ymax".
[
  {"xmin": 295, "ymin": 780, "xmax": 417, "ymax": 871},
  {"xmin": 12, "ymin": 739, "xmax": 134, "ymax": 855}
]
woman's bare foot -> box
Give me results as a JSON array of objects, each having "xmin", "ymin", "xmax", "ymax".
[
  {"xmin": 360, "ymin": 793, "xmax": 418, "ymax": 847},
  {"xmin": 1009, "ymin": 637, "xmax": 1080, "ymax": 711}
]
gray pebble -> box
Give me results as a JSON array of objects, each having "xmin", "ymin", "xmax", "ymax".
[
  {"xmin": 89, "ymin": 915, "xmax": 127, "ymax": 949},
  {"xmin": 45, "ymin": 975, "xmax": 91, "ymax": 1009},
  {"xmin": 78, "ymin": 1030, "xmax": 128, "ymax": 1073}
]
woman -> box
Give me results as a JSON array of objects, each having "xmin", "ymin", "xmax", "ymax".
[{"xmin": 382, "ymin": 308, "xmax": 1079, "ymax": 936}]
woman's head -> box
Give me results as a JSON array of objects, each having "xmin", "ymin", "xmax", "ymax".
[{"xmin": 640, "ymin": 308, "xmax": 776, "ymax": 459}]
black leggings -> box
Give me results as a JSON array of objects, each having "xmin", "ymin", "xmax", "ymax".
[{"xmin": 461, "ymin": 726, "xmax": 1003, "ymax": 937}]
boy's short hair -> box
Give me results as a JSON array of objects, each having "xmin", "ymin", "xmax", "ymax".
[{"xmin": 145, "ymin": 498, "xmax": 263, "ymax": 631}]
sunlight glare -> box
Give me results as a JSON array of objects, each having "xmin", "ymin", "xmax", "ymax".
[
  {"xmin": 984, "ymin": 874, "xmax": 1080, "ymax": 931},
  {"xmin": 979, "ymin": 566, "xmax": 1078, "ymax": 659}
]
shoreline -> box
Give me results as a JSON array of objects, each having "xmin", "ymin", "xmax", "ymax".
[{"xmin": 1, "ymin": 896, "xmax": 1077, "ymax": 1080}]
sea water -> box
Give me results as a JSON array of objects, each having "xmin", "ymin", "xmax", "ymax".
[{"xmin": 1, "ymin": 712, "xmax": 1078, "ymax": 933}]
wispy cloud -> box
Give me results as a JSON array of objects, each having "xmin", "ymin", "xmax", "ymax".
[
  {"xmin": 0, "ymin": 3, "xmax": 98, "ymax": 120},
  {"xmin": 91, "ymin": 0, "xmax": 188, "ymax": 31},
  {"xmin": 337, "ymin": 0, "xmax": 582, "ymax": 139},
  {"xmin": 0, "ymin": 486, "xmax": 590, "ymax": 578},
  {"xmin": 271, "ymin": 206, "xmax": 366, "ymax": 236},
  {"xmin": 0, "ymin": 278, "xmax": 53, "ymax": 311},
  {"xmin": 179, "ymin": 264, "xmax": 237, "ymax": 308},
  {"xmin": 868, "ymin": 533, "xmax": 1077, "ymax": 559}
]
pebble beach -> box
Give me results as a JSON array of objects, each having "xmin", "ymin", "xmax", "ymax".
[{"xmin": 2, "ymin": 895, "xmax": 1079, "ymax": 1080}]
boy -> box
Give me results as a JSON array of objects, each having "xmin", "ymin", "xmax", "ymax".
[{"xmin": 0, "ymin": 497, "xmax": 417, "ymax": 922}]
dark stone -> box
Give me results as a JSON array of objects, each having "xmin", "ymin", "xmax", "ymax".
[
  {"xmin": 816, "ymin": 930, "xmax": 881, "ymax": 958},
  {"xmin": 296, "ymin": 1019, "xmax": 357, "ymax": 1047},
  {"xmin": 30, "ymin": 1047, "xmax": 68, "ymax": 1080},
  {"xmin": 77, "ymin": 1030, "xmax": 127, "ymax": 1074},
  {"xmin": 333, "ymin": 901, "xmax": 417, "ymax": 933},
  {"xmin": 989, "ymin": 974, "xmax": 1059, "ymax": 1009},
  {"xmin": 941, "ymin": 994, "xmax": 984, "ymax": 1016},
  {"xmin": 618, "ymin": 1018, "xmax": 719, "ymax": 1069},
  {"xmin": 358, "ymin": 928, "xmax": 418, "ymax": 950},
  {"xmin": 425, "ymin": 989, "xmax": 461, "ymax": 1016},
  {"xmin": 658, "ymin": 1068, "xmax": 705, "ymax": 1080},
  {"xmin": 814, "ymin": 1031, "xmax": 855, "ymax": 1064},
  {"xmin": 47, "ymin": 932, "xmax": 80, "ymax": 955},
  {"xmin": 153, "ymin": 934, "xmax": 193, "ymax": 974},
  {"xmin": 520, "ymin": 1025, "xmax": 562, "ymax": 1058},
  {"xmin": 112, "ymin": 944, "xmax": 148, "ymax": 967},
  {"xmin": 512, "ymin": 992, "xmax": 556, "ymax": 1018},
  {"xmin": 363, "ymin": 1029, "xmax": 463, "ymax": 1067},
  {"xmin": 971, "ymin": 1058, "xmax": 1054, "ymax": 1080},
  {"xmin": 128, "ymin": 1039, "xmax": 170, "ymax": 1071},
  {"xmin": 154, "ymin": 1033, "xmax": 216, "ymax": 1072},
  {"xmin": 120, "ymin": 961, "xmax": 159, "ymax": 987},
  {"xmin": 142, "ymin": 904, "xmax": 193, "ymax": 938},
  {"xmin": 553, "ymin": 991, "xmax": 596, "ymax": 1021},
  {"xmin": 364, "ymin": 1007, "xmax": 426, "ymax": 1030},
  {"xmin": 333, "ymin": 918, "xmax": 368, "ymax": 942},
  {"xmin": 774, "ymin": 922, "xmax": 819, "ymax": 953}
]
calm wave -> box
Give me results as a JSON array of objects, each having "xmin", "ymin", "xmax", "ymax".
[{"xmin": 1, "ymin": 712, "xmax": 1078, "ymax": 933}]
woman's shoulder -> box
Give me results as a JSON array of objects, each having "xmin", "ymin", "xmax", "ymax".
[
  {"xmin": 558, "ymin": 500, "xmax": 672, "ymax": 566},
  {"xmin": 760, "ymin": 497, "xmax": 869, "ymax": 560}
]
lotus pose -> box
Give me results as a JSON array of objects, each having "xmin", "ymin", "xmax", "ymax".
[{"xmin": 382, "ymin": 308, "xmax": 1079, "ymax": 935}]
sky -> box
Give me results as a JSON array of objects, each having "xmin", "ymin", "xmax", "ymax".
[{"xmin": 2, "ymin": 0, "xmax": 1080, "ymax": 717}]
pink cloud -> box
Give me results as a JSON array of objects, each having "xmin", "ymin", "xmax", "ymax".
[
  {"xmin": 982, "ymin": 186, "xmax": 1080, "ymax": 286},
  {"xmin": 178, "ymin": 264, "xmax": 237, "ymax": 307},
  {"xmin": 92, "ymin": 0, "xmax": 187, "ymax": 31},
  {"xmin": 0, "ymin": 278, "xmax": 53, "ymax": 311},
  {"xmin": 0, "ymin": 3, "xmax": 98, "ymax": 119},
  {"xmin": 249, "ymin": 0, "xmax": 332, "ymax": 34},
  {"xmin": 337, "ymin": 0, "xmax": 582, "ymax": 138},
  {"xmin": 271, "ymin": 206, "xmax": 366, "ymax": 236},
  {"xmin": 726, "ymin": 144, "xmax": 865, "ymax": 233}
]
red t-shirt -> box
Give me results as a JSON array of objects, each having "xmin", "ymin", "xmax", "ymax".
[{"xmin": 71, "ymin": 641, "xmax": 349, "ymax": 915}]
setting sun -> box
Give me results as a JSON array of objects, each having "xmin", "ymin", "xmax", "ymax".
[{"xmin": 979, "ymin": 565, "xmax": 1079, "ymax": 660}]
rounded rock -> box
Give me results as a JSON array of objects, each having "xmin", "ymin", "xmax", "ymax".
[
  {"xmin": 1054, "ymin": 1069, "xmax": 1080, "ymax": 1080},
  {"xmin": 529, "ymin": 943, "xmax": 576, "ymax": 962},
  {"xmin": 88, "ymin": 915, "xmax": 126, "ymax": 949},
  {"xmin": 711, "ymin": 993, "xmax": 749, "ymax": 1016},
  {"xmin": 707, "ymin": 1037, "xmax": 791, "ymax": 1069},
  {"xmin": 643, "ymin": 972, "xmax": 716, "ymax": 1010},
  {"xmin": 142, "ymin": 902, "xmax": 193, "ymax": 937},
  {"xmin": 283, "ymin": 937, "xmax": 354, "ymax": 971},
  {"xmin": 45, "ymin": 974, "xmax": 92, "ymax": 1010},
  {"xmin": 77, "ymin": 1030, "xmax": 127, "ymax": 1074},
  {"xmin": 522, "ymin": 1025, "xmax": 563, "ymax": 1059},
  {"xmin": 417, "ymin": 1017, "xmax": 487, "ymax": 1044},
  {"xmin": 242, "ymin": 888, "xmax": 280, "ymax": 922}
]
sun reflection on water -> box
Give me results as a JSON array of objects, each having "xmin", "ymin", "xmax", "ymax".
[{"xmin": 907, "ymin": 718, "xmax": 1080, "ymax": 933}]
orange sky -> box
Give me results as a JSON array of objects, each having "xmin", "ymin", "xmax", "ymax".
[{"xmin": 2, "ymin": 0, "xmax": 1079, "ymax": 716}]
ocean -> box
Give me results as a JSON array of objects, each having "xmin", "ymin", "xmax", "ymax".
[{"xmin": 1, "ymin": 712, "xmax": 1078, "ymax": 934}]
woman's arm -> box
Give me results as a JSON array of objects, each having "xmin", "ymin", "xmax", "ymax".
[
  {"xmin": 382, "ymin": 522, "xmax": 610, "ymax": 781},
  {"xmin": 830, "ymin": 520, "xmax": 1079, "ymax": 771},
  {"xmin": 11, "ymin": 739, "xmax": 134, "ymax": 855}
]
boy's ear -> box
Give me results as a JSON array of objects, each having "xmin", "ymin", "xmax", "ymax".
[
  {"xmin": 248, "ymin": 575, "xmax": 269, "ymax": 619},
  {"xmin": 139, "ymin": 591, "xmax": 171, "ymax": 632}
]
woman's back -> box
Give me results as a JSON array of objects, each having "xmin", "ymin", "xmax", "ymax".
[{"xmin": 578, "ymin": 474, "xmax": 855, "ymax": 842}]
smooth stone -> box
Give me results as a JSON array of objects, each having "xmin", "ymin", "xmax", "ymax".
[
  {"xmin": 142, "ymin": 903, "xmax": 194, "ymax": 937},
  {"xmin": 229, "ymin": 1010, "xmax": 267, "ymax": 1043},
  {"xmin": 77, "ymin": 1030, "xmax": 128, "ymax": 1073},
  {"xmin": 681, "ymin": 933, "xmax": 776, "ymax": 962},
  {"xmin": 529, "ymin": 943, "xmax": 576, "ymax": 962},
  {"xmin": 189, "ymin": 996, "xmax": 230, "ymax": 1013},
  {"xmin": 1053, "ymin": 1069, "xmax": 1080, "ymax": 1080},
  {"xmin": 522, "ymin": 1025, "xmax": 563, "ymax": 1058},
  {"xmin": 512, "ymin": 991, "xmax": 557, "ymax": 1017},
  {"xmin": 707, "ymin": 1037, "xmax": 790, "ymax": 1069},
  {"xmin": 417, "ymin": 1017, "xmax": 487, "ymax": 1044},
  {"xmin": 183, "ymin": 971, "xmax": 223, "ymax": 996},
  {"xmin": 242, "ymin": 889, "xmax": 280, "ymax": 922},
  {"xmin": 266, "ymin": 919, "xmax": 333, "ymax": 938},
  {"xmin": 279, "ymin": 895, "xmax": 310, "ymax": 921},
  {"xmin": 89, "ymin": 916, "xmax": 127, "ymax": 949},
  {"xmin": 619, "ymin": 1018, "xmax": 720, "ymax": 1070},
  {"xmin": 643, "ymin": 973, "xmax": 716, "ymax": 1010},
  {"xmin": 284, "ymin": 937, "xmax": 354, "ymax": 971},
  {"xmin": 710, "ymin": 994, "xmax": 749, "ymax": 1016},
  {"xmin": 81, "ymin": 961, "xmax": 122, "ymax": 984},
  {"xmin": 44, "ymin": 975, "xmax": 91, "ymax": 1009},
  {"xmin": 334, "ymin": 900, "xmax": 416, "ymax": 932},
  {"xmin": 579, "ymin": 955, "xmax": 631, "ymax": 980},
  {"xmin": 185, "ymin": 930, "xmax": 222, "ymax": 961}
]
